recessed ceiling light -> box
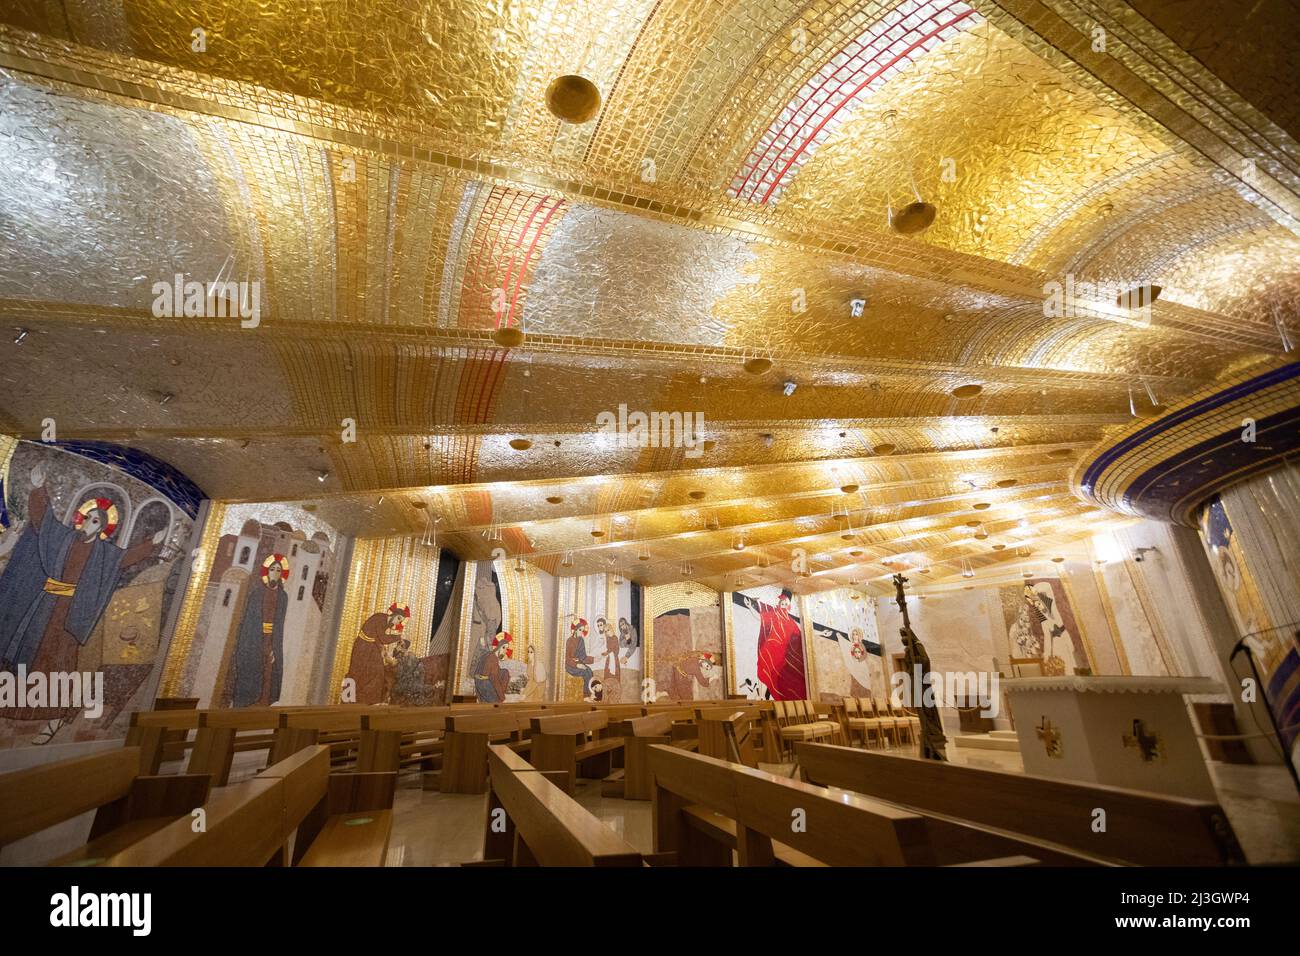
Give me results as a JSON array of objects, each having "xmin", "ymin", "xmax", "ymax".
[
  {"xmin": 1051, "ymin": 556, "xmax": 1065, "ymax": 563},
  {"xmin": 545, "ymin": 74, "xmax": 602, "ymax": 123},
  {"xmin": 874, "ymin": 443, "xmax": 896, "ymax": 455},
  {"xmin": 1048, "ymin": 448, "xmax": 1074, "ymax": 459},
  {"xmin": 590, "ymin": 530, "xmax": 605, "ymax": 538},
  {"xmin": 545, "ymin": 495, "xmax": 563, "ymax": 504},
  {"xmin": 492, "ymin": 327, "xmax": 525, "ymax": 348},
  {"xmin": 966, "ymin": 520, "xmax": 982, "ymax": 528},
  {"xmin": 996, "ymin": 479, "xmax": 1017, "ymax": 488},
  {"xmin": 509, "ymin": 438, "xmax": 532, "ymax": 451},
  {"xmin": 840, "ymin": 483, "xmax": 859, "ymax": 494},
  {"xmin": 743, "ymin": 357, "xmax": 773, "ymax": 375},
  {"xmin": 992, "ymin": 544, "xmax": 1006, "ymax": 551},
  {"xmin": 951, "ymin": 384, "xmax": 983, "ymax": 399},
  {"xmin": 688, "ymin": 490, "xmax": 706, "ymax": 500},
  {"xmin": 973, "ymin": 502, "xmax": 991, "ymax": 510},
  {"xmin": 889, "ymin": 201, "xmax": 937, "ymax": 235}
]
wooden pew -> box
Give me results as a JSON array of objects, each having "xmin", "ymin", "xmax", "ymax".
[
  {"xmin": 650, "ymin": 744, "xmax": 934, "ymax": 865},
  {"xmin": 485, "ymin": 745, "xmax": 642, "ymax": 866},
  {"xmin": 364, "ymin": 708, "xmax": 450, "ymax": 772},
  {"xmin": 438, "ymin": 710, "xmax": 542, "ymax": 794},
  {"xmin": 649, "ymin": 745, "xmax": 1098, "ymax": 866},
  {"xmin": 153, "ymin": 696, "xmax": 200, "ymax": 762},
  {"xmin": 795, "ymin": 742, "xmax": 1246, "ymax": 866},
  {"xmin": 0, "ymin": 747, "xmax": 212, "ymax": 866},
  {"xmin": 607, "ymin": 713, "xmax": 698, "ymax": 800},
  {"xmin": 94, "ymin": 744, "xmax": 394, "ymax": 866},
  {"xmin": 528, "ymin": 711, "xmax": 624, "ymax": 794},
  {"xmin": 696, "ymin": 707, "xmax": 761, "ymax": 767}
]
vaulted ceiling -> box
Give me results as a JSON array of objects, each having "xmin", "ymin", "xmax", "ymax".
[{"xmin": 1, "ymin": 0, "xmax": 1297, "ymax": 595}]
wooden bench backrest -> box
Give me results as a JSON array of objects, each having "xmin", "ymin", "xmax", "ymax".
[
  {"xmin": 648, "ymin": 745, "xmax": 933, "ymax": 865},
  {"xmin": 446, "ymin": 710, "xmax": 539, "ymax": 734},
  {"xmin": 795, "ymin": 742, "xmax": 1244, "ymax": 865},
  {"xmin": 200, "ymin": 709, "xmax": 288, "ymax": 730},
  {"xmin": 530, "ymin": 711, "xmax": 609, "ymax": 736},
  {"xmin": 106, "ymin": 745, "xmax": 334, "ymax": 866},
  {"xmin": 487, "ymin": 746, "xmax": 641, "ymax": 866},
  {"xmin": 363, "ymin": 707, "xmax": 452, "ymax": 731},
  {"xmin": 256, "ymin": 744, "xmax": 332, "ymax": 830},
  {"xmin": 0, "ymin": 747, "xmax": 143, "ymax": 847},
  {"xmin": 132, "ymin": 709, "xmax": 203, "ymax": 730},
  {"xmin": 281, "ymin": 710, "xmax": 367, "ymax": 732},
  {"xmin": 624, "ymin": 713, "xmax": 675, "ymax": 737}
]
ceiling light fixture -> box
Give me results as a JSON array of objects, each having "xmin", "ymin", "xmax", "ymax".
[
  {"xmin": 545, "ymin": 74, "xmax": 602, "ymax": 123},
  {"xmin": 744, "ymin": 357, "xmax": 773, "ymax": 375}
]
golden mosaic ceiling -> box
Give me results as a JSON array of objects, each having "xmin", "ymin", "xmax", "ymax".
[{"xmin": 0, "ymin": 0, "xmax": 1296, "ymax": 595}]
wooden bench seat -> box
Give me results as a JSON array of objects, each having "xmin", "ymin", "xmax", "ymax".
[{"xmin": 795, "ymin": 742, "xmax": 1245, "ymax": 865}]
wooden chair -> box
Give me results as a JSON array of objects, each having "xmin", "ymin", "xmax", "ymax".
[
  {"xmin": 865, "ymin": 696, "xmax": 903, "ymax": 748},
  {"xmin": 843, "ymin": 696, "xmax": 888, "ymax": 749}
]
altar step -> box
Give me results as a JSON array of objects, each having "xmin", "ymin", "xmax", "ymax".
[{"xmin": 952, "ymin": 732, "xmax": 1020, "ymax": 752}]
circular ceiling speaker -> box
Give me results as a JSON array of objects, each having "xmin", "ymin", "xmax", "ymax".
[
  {"xmin": 743, "ymin": 357, "xmax": 773, "ymax": 375},
  {"xmin": 688, "ymin": 490, "xmax": 706, "ymax": 500},
  {"xmin": 889, "ymin": 201, "xmax": 937, "ymax": 235},
  {"xmin": 508, "ymin": 438, "xmax": 532, "ymax": 451},
  {"xmin": 996, "ymin": 479, "xmax": 1017, "ymax": 488},
  {"xmin": 874, "ymin": 443, "xmax": 896, "ymax": 456},
  {"xmin": 840, "ymin": 483, "xmax": 859, "ymax": 494},
  {"xmin": 545, "ymin": 495, "xmax": 563, "ymax": 504},
  {"xmin": 951, "ymin": 383, "xmax": 983, "ymax": 399},
  {"xmin": 492, "ymin": 326, "xmax": 525, "ymax": 348},
  {"xmin": 545, "ymin": 74, "xmax": 602, "ymax": 124}
]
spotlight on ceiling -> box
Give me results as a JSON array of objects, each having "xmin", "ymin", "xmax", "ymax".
[
  {"xmin": 492, "ymin": 326, "xmax": 525, "ymax": 348},
  {"xmin": 545, "ymin": 74, "xmax": 602, "ymax": 123},
  {"xmin": 1115, "ymin": 283, "xmax": 1162, "ymax": 310},
  {"xmin": 889, "ymin": 200, "xmax": 937, "ymax": 235}
]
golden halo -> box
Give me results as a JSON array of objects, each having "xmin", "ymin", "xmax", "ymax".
[{"xmin": 74, "ymin": 497, "xmax": 119, "ymax": 540}]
